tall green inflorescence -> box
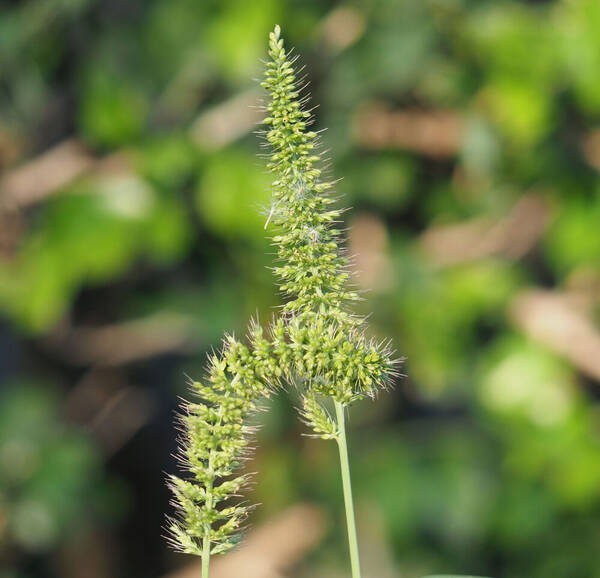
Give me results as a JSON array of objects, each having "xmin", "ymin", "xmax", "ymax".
[
  {"xmin": 167, "ymin": 26, "xmax": 398, "ymax": 578},
  {"xmin": 262, "ymin": 25, "xmax": 396, "ymax": 405},
  {"xmin": 261, "ymin": 25, "xmax": 399, "ymax": 578}
]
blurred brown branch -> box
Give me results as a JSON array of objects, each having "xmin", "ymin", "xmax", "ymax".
[
  {"xmin": 0, "ymin": 137, "xmax": 133, "ymax": 217},
  {"xmin": 353, "ymin": 103, "xmax": 463, "ymax": 158},
  {"xmin": 581, "ymin": 129, "xmax": 600, "ymax": 171},
  {"xmin": 0, "ymin": 139, "xmax": 95, "ymax": 211},
  {"xmin": 0, "ymin": 87, "xmax": 262, "ymax": 218},
  {"xmin": 348, "ymin": 213, "xmax": 391, "ymax": 291},
  {"xmin": 511, "ymin": 289, "xmax": 600, "ymax": 382},
  {"xmin": 319, "ymin": 7, "xmax": 365, "ymax": 53},
  {"xmin": 420, "ymin": 193, "xmax": 551, "ymax": 266},
  {"xmin": 42, "ymin": 314, "xmax": 196, "ymax": 366},
  {"xmin": 190, "ymin": 88, "xmax": 263, "ymax": 150},
  {"xmin": 64, "ymin": 370, "xmax": 157, "ymax": 457},
  {"xmin": 166, "ymin": 503, "xmax": 328, "ymax": 578}
]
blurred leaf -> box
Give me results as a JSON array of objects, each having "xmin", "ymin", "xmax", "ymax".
[
  {"xmin": 558, "ymin": 0, "xmax": 600, "ymax": 115},
  {"xmin": 79, "ymin": 68, "xmax": 148, "ymax": 148},
  {"xmin": 195, "ymin": 149, "xmax": 271, "ymax": 243},
  {"xmin": 0, "ymin": 385, "xmax": 107, "ymax": 553},
  {"xmin": 0, "ymin": 178, "xmax": 190, "ymax": 331},
  {"xmin": 544, "ymin": 191, "xmax": 600, "ymax": 275}
]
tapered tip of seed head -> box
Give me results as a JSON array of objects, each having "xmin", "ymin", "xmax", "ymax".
[{"xmin": 273, "ymin": 24, "xmax": 281, "ymax": 39}]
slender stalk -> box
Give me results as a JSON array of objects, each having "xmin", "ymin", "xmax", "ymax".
[
  {"xmin": 334, "ymin": 400, "xmax": 361, "ymax": 578},
  {"xmin": 201, "ymin": 537, "xmax": 210, "ymax": 578}
]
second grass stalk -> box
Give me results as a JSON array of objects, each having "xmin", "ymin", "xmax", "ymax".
[{"xmin": 335, "ymin": 401, "xmax": 362, "ymax": 578}]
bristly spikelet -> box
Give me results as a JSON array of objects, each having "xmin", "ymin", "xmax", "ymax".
[
  {"xmin": 167, "ymin": 334, "xmax": 276, "ymax": 559},
  {"xmin": 299, "ymin": 391, "xmax": 339, "ymax": 440},
  {"xmin": 261, "ymin": 25, "xmax": 399, "ymax": 422}
]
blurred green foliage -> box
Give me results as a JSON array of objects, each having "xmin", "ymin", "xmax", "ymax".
[
  {"xmin": 1, "ymin": 0, "xmax": 600, "ymax": 577},
  {"xmin": 0, "ymin": 386, "xmax": 115, "ymax": 556}
]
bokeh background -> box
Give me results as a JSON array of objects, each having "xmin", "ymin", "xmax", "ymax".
[{"xmin": 1, "ymin": 0, "xmax": 600, "ymax": 577}]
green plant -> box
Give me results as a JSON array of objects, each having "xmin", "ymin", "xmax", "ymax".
[{"xmin": 167, "ymin": 25, "xmax": 396, "ymax": 578}]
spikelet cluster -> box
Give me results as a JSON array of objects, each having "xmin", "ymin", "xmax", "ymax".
[
  {"xmin": 168, "ymin": 325, "xmax": 279, "ymax": 556},
  {"xmin": 261, "ymin": 25, "xmax": 399, "ymax": 413}
]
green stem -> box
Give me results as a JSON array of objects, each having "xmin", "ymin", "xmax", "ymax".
[
  {"xmin": 201, "ymin": 537, "xmax": 210, "ymax": 578},
  {"xmin": 335, "ymin": 400, "xmax": 361, "ymax": 578}
]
